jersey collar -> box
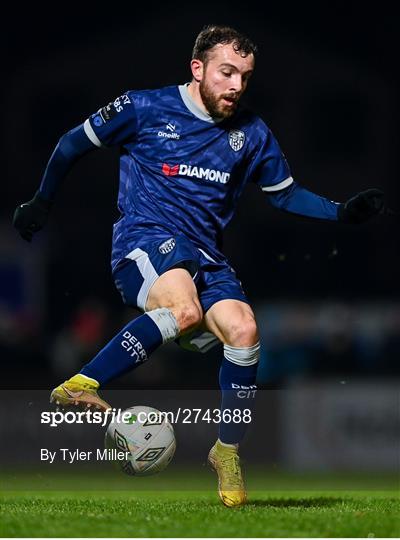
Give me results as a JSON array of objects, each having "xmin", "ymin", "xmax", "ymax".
[{"xmin": 178, "ymin": 83, "xmax": 224, "ymax": 124}]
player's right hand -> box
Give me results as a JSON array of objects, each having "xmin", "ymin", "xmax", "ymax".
[{"xmin": 13, "ymin": 191, "xmax": 53, "ymax": 242}]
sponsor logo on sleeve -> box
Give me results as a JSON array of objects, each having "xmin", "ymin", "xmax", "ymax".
[
  {"xmin": 93, "ymin": 114, "xmax": 104, "ymax": 127},
  {"xmin": 100, "ymin": 102, "xmax": 118, "ymax": 122},
  {"xmin": 99, "ymin": 94, "xmax": 132, "ymax": 123}
]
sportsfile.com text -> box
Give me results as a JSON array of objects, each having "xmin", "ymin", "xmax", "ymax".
[{"xmin": 41, "ymin": 408, "xmax": 252, "ymax": 427}]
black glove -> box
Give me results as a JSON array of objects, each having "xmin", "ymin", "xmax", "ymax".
[
  {"xmin": 337, "ymin": 188, "xmax": 384, "ymax": 224},
  {"xmin": 13, "ymin": 191, "xmax": 53, "ymax": 241}
]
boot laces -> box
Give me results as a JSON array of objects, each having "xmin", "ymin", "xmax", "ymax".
[{"xmin": 220, "ymin": 453, "xmax": 243, "ymax": 488}]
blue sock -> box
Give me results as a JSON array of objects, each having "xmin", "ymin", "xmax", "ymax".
[
  {"xmin": 80, "ymin": 308, "xmax": 179, "ymax": 385},
  {"xmin": 218, "ymin": 343, "xmax": 259, "ymax": 445}
]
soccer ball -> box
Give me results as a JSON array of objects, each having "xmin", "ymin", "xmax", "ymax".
[{"xmin": 104, "ymin": 405, "xmax": 176, "ymax": 476}]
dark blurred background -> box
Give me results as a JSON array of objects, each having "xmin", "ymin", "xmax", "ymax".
[{"xmin": 1, "ymin": 1, "xmax": 399, "ymax": 390}]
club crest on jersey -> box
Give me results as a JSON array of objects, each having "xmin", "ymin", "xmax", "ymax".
[
  {"xmin": 158, "ymin": 238, "xmax": 176, "ymax": 255},
  {"xmin": 228, "ymin": 129, "xmax": 245, "ymax": 151}
]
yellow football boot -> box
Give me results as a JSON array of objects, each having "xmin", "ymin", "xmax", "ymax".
[
  {"xmin": 50, "ymin": 373, "xmax": 111, "ymax": 411},
  {"xmin": 208, "ymin": 439, "xmax": 247, "ymax": 507}
]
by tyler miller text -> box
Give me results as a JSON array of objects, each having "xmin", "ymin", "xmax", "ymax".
[{"xmin": 40, "ymin": 448, "xmax": 129, "ymax": 464}]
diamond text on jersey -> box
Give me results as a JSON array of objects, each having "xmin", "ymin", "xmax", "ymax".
[{"xmin": 162, "ymin": 163, "xmax": 230, "ymax": 184}]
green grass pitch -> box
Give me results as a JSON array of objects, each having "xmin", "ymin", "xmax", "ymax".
[{"xmin": 1, "ymin": 468, "xmax": 399, "ymax": 537}]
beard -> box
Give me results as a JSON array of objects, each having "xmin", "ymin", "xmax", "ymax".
[{"xmin": 199, "ymin": 78, "xmax": 239, "ymax": 119}]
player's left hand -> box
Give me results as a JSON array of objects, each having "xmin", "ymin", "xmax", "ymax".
[
  {"xmin": 13, "ymin": 191, "xmax": 53, "ymax": 241},
  {"xmin": 337, "ymin": 188, "xmax": 384, "ymax": 224}
]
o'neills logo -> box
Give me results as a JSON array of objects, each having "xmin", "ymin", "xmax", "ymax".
[{"xmin": 162, "ymin": 163, "xmax": 230, "ymax": 184}]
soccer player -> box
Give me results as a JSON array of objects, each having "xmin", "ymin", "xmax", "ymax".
[{"xmin": 13, "ymin": 25, "xmax": 384, "ymax": 507}]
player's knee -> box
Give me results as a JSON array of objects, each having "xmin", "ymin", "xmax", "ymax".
[
  {"xmin": 225, "ymin": 317, "xmax": 259, "ymax": 347},
  {"xmin": 172, "ymin": 303, "xmax": 203, "ymax": 334}
]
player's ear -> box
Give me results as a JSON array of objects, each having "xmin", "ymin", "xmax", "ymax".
[{"xmin": 190, "ymin": 58, "xmax": 204, "ymax": 82}]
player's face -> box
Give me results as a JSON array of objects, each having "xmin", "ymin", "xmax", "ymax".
[{"xmin": 199, "ymin": 43, "xmax": 254, "ymax": 118}]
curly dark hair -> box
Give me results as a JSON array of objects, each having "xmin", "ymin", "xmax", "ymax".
[{"xmin": 192, "ymin": 24, "xmax": 257, "ymax": 63}]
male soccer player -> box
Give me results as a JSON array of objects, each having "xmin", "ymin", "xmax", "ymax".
[{"xmin": 13, "ymin": 25, "xmax": 384, "ymax": 507}]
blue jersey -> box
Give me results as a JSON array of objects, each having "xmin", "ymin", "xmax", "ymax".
[{"xmin": 83, "ymin": 84, "xmax": 292, "ymax": 270}]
